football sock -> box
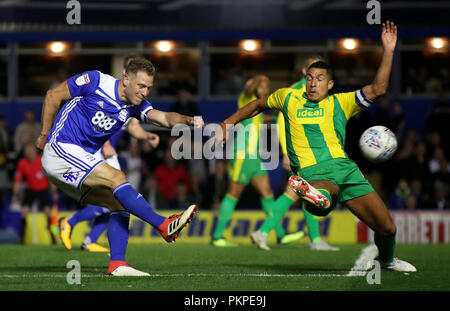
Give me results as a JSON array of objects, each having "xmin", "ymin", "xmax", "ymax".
[
  {"xmin": 259, "ymin": 193, "xmax": 296, "ymax": 235},
  {"xmin": 212, "ymin": 194, "xmax": 237, "ymax": 240},
  {"xmin": 85, "ymin": 212, "xmax": 110, "ymax": 244},
  {"xmin": 261, "ymin": 195, "xmax": 286, "ymax": 238},
  {"xmin": 317, "ymin": 188, "xmax": 332, "ymax": 207},
  {"xmin": 303, "ymin": 204, "xmax": 321, "ymax": 243},
  {"xmin": 68, "ymin": 205, "xmax": 108, "ymax": 227},
  {"xmin": 375, "ymin": 233, "xmax": 396, "ymax": 264},
  {"xmin": 113, "ymin": 183, "xmax": 165, "ymax": 228},
  {"xmin": 107, "ymin": 211, "xmax": 130, "ymax": 261}
]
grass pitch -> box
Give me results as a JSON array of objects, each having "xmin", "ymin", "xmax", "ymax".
[{"xmin": 0, "ymin": 243, "xmax": 449, "ymax": 291}]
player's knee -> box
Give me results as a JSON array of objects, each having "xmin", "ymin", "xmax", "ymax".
[
  {"xmin": 108, "ymin": 169, "xmax": 127, "ymax": 189},
  {"xmin": 378, "ymin": 221, "xmax": 396, "ymax": 237}
]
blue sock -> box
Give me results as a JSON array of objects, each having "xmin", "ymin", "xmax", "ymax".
[
  {"xmin": 85, "ymin": 213, "xmax": 110, "ymax": 244},
  {"xmin": 113, "ymin": 183, "xmax": 165, "ymax": 227},
  {"xmin": 107, "ymin": 211, "xmax": 130, "ymax": 261},
  {"xmin": 68, "ymin": 205, "xmax": 107, "ymax": 227}
]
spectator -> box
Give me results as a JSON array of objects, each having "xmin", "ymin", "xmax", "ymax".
[
  {"xmin": 171, "ymin": 89, "xmax": 199, "ymax": 117},
  {"xmin": 425, "ymin": 131, "xmax": 442, "ymax": 161},
  {"xmin": 12, "ymin": 144, "xmax": 56, "ymax": 243},
  {"xmin": 154, "ymin": 149, "xmax": 190, "ymax": 200},
  {"xmin": 168, "ymin": 181, "xmax": 196, "ymax": 210},
  {"xmin": 391, "ymin": 101, "xmax": 406, "ymax": 138},
  {"xmin": 409, "ymin": 179, "xmax": 425, "ymax": 209},
  {"xmin": 429, "ymin": 146, "xmax": 446, "ymax": 175},
  {"xmin": 405, "ymin": 195, "xmax": 417, "ymax": 211},
  {"xmin": 432, "ymin": 180, "xmax": 450, "ymax": 210},
  {"xmin": 430, "ymin": 158, "xmax": 450, "ymax": 187},
  {"xmin": 123, "ymin": 141, "xmax": 143, "ymax": 190},
  {"xmin": 388, "ymin": 179, "xmax": 411, "ymax": 210},
  {"xmin": 408, "ymin": 142, "xmax": 430, "ymax": 182},
  {"xmin": 140, "ymin": 174, "xmax": 166, "ymax": 210},
  {"xmin": 13, "ymin": 109, "xmax": 41, "ymax": 155}
]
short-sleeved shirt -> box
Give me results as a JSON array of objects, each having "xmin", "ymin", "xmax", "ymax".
[
  {"xmin": 14, "ymin": 155, "xmax": 49, "ymax": 191},
  {"xmin": 267, "ymin": 87, "xmax": 373, "ymax": 172},
  {"xmin": 278, "ymin": 78, "xmax": 306, "ymax": 155},
  {"xmin": 234, "ymin": 92, "xmax": 264, "ymax": 157},
  {"xmin": 47, "ymin": 70, "xmax": 153, "ymax": 154}
]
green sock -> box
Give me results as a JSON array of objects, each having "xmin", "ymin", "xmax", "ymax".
[
  {"xmin": 259, "ymin": 193, "xmax": 295, "ymax": 235},
  {"xmin": 212, "ymin": 194, "xmax": 238, "ymax": 240},
  {"xmin": 375, "ymin": 233, "xmax": 396, "ymax": 264},
  {"xmin": 303, "ymin": 203, "xmax": 321, "ymax": 243},
  {"xmin": 261, "ymin": 195, "xmax": 285, "ymax": 238},
  {"xmin": 318, "ymin": 188, "xmax": 332, "ymax": 205}
]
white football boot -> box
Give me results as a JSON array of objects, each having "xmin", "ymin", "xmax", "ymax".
[{"xmin": 379, "ymin": 258, "xmax": 417, "ymax": 272}]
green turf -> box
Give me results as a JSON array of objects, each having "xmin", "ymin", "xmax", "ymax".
[{"xmin": 0, "ymin": 243, "xmax": 449, "ymax": 291}]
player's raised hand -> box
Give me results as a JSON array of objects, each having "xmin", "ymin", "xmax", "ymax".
[
  {"xmin": 381, "ymin": 21, "xmax": 397, "ymax": 53},
  {"xmin": 145, "ymin": 132, "xmax": 160, "ymax": 149}
]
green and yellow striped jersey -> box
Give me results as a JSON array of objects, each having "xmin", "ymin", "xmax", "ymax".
[
  {"xmin": 234, "ymin": 92, "xmax": 264, "ymax": 157},
  {"xmin": 277, "ymin": 78, "xmax": 306, "ymax": 155},
  {"xmin": 268, "ymin": 87, "xmax": 373, "ymax": 172}
]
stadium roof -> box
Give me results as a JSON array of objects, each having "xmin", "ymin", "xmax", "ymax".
[{"xmin": 0, "ymin": 0, "xmax": 449, "ymax": 33}]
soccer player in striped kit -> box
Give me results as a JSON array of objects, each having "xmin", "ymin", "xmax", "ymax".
[{"xmin": 216, "ymin": 21, "xmax": 416, "ymax": 272}]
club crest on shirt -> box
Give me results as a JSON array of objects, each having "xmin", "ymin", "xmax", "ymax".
[
  {"xmin": 75, "ymin": 73, "xmax": 90, "ymax": 86},
  {"xmin": 118, "ymin": 109, "xmax": 129, "ymax": 122}
]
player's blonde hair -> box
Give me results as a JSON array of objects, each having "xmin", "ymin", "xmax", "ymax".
[{"xmin": 125, "ymin": 58, "xmax": 156, "ymax": 77}]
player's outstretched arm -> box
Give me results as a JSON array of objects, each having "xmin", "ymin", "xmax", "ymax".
[
  {"xmin": 36, "ymin": 81, "xmax": 73, "ymax": 150},
  {"xmin": 127, "ymin": 118, "xmax": 160, "ymax": 149},
  {"xmin": 146, "ymin": 109, "xmax": 204, "ymax": 129},
  {"xmin": 215, "ymin": 97, "xmax": 269, "ymax": 146},
  {"xmin": 362, "ymin": 21, "xmax": 398, "ymax": 101}
]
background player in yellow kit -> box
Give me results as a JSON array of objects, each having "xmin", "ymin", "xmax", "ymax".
[{"xmin": 212, "ymin": 75, "xmax": 303, "ymax": 247}]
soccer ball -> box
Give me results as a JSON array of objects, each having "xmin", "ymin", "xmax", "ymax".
[{"xmin": 359, "ymin": 125, "xmax": 398, "ymax": 163}]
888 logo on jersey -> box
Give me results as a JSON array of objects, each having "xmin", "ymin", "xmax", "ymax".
[{"xmin": 91, "ymin": 111, "xmax": 118, "ymax": 132}]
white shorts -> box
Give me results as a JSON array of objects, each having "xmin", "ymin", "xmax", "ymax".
[
  {"xmin": 42, "ymin": 142, "xmax": 104, "ymax": 204},
  {"xmin": 94, "ymin": 150, "xmax": 121, "ymax": 170}
]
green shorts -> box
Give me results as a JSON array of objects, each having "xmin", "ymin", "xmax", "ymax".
[
  {"xmin": 295, "ymin": 158, "xmax": 374, "ymax": 203},
  {"xmin": 228, "ymin": 156, "xmax": 267, "ymax": 185}
]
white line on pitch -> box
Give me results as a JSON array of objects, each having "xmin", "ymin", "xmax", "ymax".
[
  {"xmin": 346, "ymin": 244, "xmax": 378, "ymax": 277},
  {"xmin": 0, "ymin": 272, "xmax": 360, "ymax": 278}
]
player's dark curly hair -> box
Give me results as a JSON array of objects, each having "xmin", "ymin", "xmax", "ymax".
[
  {"xmin": 125, "ymin": 58, "xmax": 156, "ymax": 77},
  {"xmin": 308, "ymin": 61, "xmax": 334, "ymax": 79}
]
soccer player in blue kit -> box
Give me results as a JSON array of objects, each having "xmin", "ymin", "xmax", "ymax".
[
  {"xmin": 58, "ymin": 117, "xmax": 160, "ymax": 253},
  {"xmin": 58, "ymin": 55, "xmax": 161, "ymax": 253},
  {"xmin": 36, "ymin": 58, "xmax": 202, "ymax": 276}
]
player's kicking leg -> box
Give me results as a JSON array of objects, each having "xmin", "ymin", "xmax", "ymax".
[
  {"xmin": 42, "ymin": 145, "xmax": 197, "ymax": 276},
  {"xmin": 84, "ymin": 162, "xmax": 198, "ymax": 243}
]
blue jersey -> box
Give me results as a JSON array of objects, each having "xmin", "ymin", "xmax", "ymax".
[
  {"xmin": 108, "ymin": 127, "xmax": 125, "ymax": 149},
  {"xmin": 47, "ymin": 70, "xmax": 153, "ymax": 154}
]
